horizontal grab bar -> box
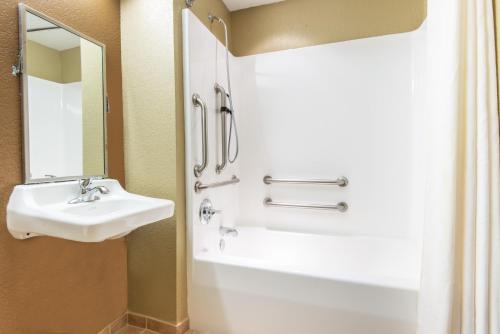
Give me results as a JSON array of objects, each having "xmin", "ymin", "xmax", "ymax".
[
  {"xmin": 263, "ymin": 175, "xmax": 348, "ymax": 187},
  {"xmin": 195, "ymin": 175, "xmax": 240, "ymax": 193},
  {"xmin": 263, "ymin": 197, "xmax": 348, "ymax": 212}
]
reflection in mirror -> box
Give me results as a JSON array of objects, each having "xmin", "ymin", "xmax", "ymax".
[{"xmin": 23, "ymin": 10, "xmax": 106, "ymax": 183}]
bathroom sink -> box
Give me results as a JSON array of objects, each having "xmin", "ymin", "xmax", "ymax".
[{"xmin": 6, "ymin": 179, "xmax": 174, "ymax": 242}]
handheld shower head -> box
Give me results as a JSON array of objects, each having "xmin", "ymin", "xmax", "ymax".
[{"xmin": 207, "ymin": 12, "xmax": 240, "ymax": 163}]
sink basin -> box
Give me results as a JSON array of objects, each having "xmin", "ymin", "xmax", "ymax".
[{"xmin": 6, "ymin": 179, "xmax": 175, "ymax": 242}]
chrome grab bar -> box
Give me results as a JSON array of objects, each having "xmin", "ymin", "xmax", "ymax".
[
  {"xmin": 193, "ymin": 94, "xmax": 208, "ymax": 177},
  {"xmin": 215, "ymin": 83, "xmax": 228, "ymax": 174},
  {"xmin": 194, "ymin": 175, "xmax": 240, "ymax": 193},
  {"xmin": 263, "ymin": 175, "xmax": 348, "ymax": 187},
  {"xmin": 264, "ymin": 198, "xmax": 348, "ymax": 212}
]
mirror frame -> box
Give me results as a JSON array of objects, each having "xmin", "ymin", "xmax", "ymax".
[{"xmin": 18, "ymin": 4, "xmax": 108, "ymax": 184}]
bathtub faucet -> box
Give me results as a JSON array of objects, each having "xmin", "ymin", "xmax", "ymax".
[{"xmin": 219, "ymin": 226, "xmax": 238, "ymax": 237}]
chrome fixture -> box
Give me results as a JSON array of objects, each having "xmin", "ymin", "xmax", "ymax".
[
  {"xmin": 68, "ymin": 178, "xmax": 110, "ymax": 204},
  {"xmin": 264, "ymin": 198, "xmax": 348, "ymax": 212},
  {"xmin": 193, "ymin": 93, "xmax": 208, "ymax": 177},
  {"xmin": 263, "ymin": 175, "xmax": 348, "ymax": 187},
  {"xmin": 185, "ymin": 0, "xmax": 195, "ymax": 7},
  {"xmin": 194, "ymin": 175, "xmax": 240, "ymax": 193},
  {"xmin": 208, "ymin": 13, "xmax": 222, "ymax": 24},
  {"xmin": 208, "ymin": 13, "xmax": 239, "ymax": 163},
  {"xmin": 215, "ymin": 83, "xmax": 229, "ymax": 174},
  {"xmin": 199, "ymin": 199, "xmax": 221, "ymax": 224},
  {"xmin": 12, "ymin": 51, "xmax": 22, "ymax": 77},
  {"xmin": 219, "ymin": 226, "xmax": 238, "ymax": 237}
]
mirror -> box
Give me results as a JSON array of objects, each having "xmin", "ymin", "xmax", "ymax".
[{"xmin": 18, "ymin": 5, "xmax": 107, "ymax": 184}]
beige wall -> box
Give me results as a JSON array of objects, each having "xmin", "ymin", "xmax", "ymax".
[
  {"xmin": 119, "ymin": 0, "xmax": 228, "ymax": 325},
  {"xmin": 26, "ymin": 40, "xmax": 63, "ymax": 82},
  {"xmin": 121, "ymin": 0, "xmax": 187, "ymax": 324},
  {"xmin": 61, "ymin": 46, "xmax": 82, "ymax": 83},
  {"xmin": 26, "ymin": 40, "xmax": 81, "ymax": 83},
  {"xmin": 173, "ymin": 0, "xmax": 188, "ymax": 322},
  {"xmin": 186, "ymin": 0, "xmax": 426, "ymax": 57},
  {"xmin": 81, "ymin": 39, "xmax": 106, "ymax": 176},
  {"xmin": 231, "ymin": 0, "xmax": 427, "ymax": 56},
  {"xmin": 495, "ymin": 0, "xmax": 500, "ymax": 117},
  {"xmin": 188, "ymin": 0, "xmax": 232, "ymax": 46},
  {"xmin": 0, "ymin": 1, "xmax": 126, "ymax": 333}
]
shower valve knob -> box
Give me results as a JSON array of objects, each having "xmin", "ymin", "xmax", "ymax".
[{"xmin": 199, "ymin": 199, "xmax": 221, "ymax": 225}]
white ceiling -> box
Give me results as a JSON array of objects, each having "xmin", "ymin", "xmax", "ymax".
[
  {"xmin": 222, "ymin": 0, "xmax": 285, "ymax": 11},
  {"xmin": 26, "ymin": 13, "xmax": 81, "ymax": 51}
]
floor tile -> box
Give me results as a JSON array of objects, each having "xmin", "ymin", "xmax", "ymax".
[{"xmin": 116, "ymin": 325, "xmax": 146, "ymax": 334}]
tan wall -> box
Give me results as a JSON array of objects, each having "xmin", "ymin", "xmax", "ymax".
[
  {"xmin": 26, "ymin": 40, "xmax": 62, "ymax": 82},
  {"xmin": 81, "ymin": 39, "xmax": 105, "ymax": 176},
  {"xmin": 173, "ymin": 0, "xmax": 187, "ymax": 322},
  {"xmin": 121, "ymin": 0, "xmax": 186, "ymax": 324},
  {"xmin": 231, "ymin": 0, "xmax": 427, "ymax": 56},
  {"xmin": 61, "ymin": 46, "xmax": 81, "ymax": 83},
  {"xmin": 0, "ymin": 1, "xmax": 126, "ymax": 333},
  {"xmin": 26, "ymin": 40, "xmax": 81, "ymax": 83},
  {"xmin": 495, "ymin": 0, "xmax": 500, "ymax": 118},
  {"xmin": 119, "ymin": 0, "xmax": 227, "ymax": 325},
  {"xmin": 188, "ymin": 0, "xmax": 232, "ymax": 46}
]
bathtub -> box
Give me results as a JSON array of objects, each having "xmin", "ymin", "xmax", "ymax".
[{"xmin": 189, "ymin": 226, "xmax": 420, "ymax": 334}]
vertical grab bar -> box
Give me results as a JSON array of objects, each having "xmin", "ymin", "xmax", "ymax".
[
  {"xmin": 193, "ymin": 93, "xmax": 208, "ymax": 177},
  {"xmin": 215, "ymin": 83, "xmax": 228, "ymax": 174}
]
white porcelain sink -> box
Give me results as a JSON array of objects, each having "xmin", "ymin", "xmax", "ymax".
[{"xmin": 6, "ymin": 179, "xmax": 174, "ymax": 242}]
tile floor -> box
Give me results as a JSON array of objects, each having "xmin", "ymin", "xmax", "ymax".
[{"xmin": 115, "ymin": 326, "xmax": 198, "ymax": 334}]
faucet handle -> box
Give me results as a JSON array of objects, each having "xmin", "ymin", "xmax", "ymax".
[
  {"xmin": 199, "ymin": 199, "xmax": 221, "ymax": 225},
  {"xmin": 79, "ymin": 178, "xmax": 92, "ymax": 193}
]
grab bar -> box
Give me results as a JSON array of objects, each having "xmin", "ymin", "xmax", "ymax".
[
  {"xmin": 264, "ymin": 198, "xmax": 348, "ymax": 212},
  {"xmin": 195, "ymin": 175, "xmax": 240, "ymax": 193},
  {"xmin": 215, "ymin": 83, "xmax": 228, "ymax": 174},
  {"xmin": 263, "ymin": 175, "xmax": 348, "ymax": 187},
  {"xmin": 193, "ymin": 94, "xmax": 208, "ymax": 177}
]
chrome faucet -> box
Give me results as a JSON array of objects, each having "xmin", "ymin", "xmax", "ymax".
[
  {"xmin": 219, "ymin": 226, "xmax": 238, "ymax": 237},
  {"xmin": 199, "ymin": 199, "xmax": 222, "ymax": 224},
  {"xmin": 68, "ymin": 178, "xmax": 110, "ymax": 204}
]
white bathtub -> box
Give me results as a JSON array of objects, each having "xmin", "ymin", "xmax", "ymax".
[{"xmin": 189, "ymin": 226, "xmax": 420, "ymax": 334}]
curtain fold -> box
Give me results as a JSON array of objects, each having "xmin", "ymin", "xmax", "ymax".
[{"xmin": 418, "ymin": 0, "xmax": 500, "ymax": 333}]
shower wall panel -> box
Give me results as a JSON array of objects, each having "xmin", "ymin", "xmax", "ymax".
[
  {"xmin": 184, "ymin": 9, "xmax": 426, "ymax": 333},
  {"xmin": 183, "ymin": 10, "xmax": 241, "ymax": 259},
  {"xmin": 236, "ymin": 28, "xmax": 426, "ymax": 239}
]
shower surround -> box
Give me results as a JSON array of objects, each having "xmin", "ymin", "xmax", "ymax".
[{"xmin": 183, "ymin": 9, "xmax": 425, "ymax": 334}]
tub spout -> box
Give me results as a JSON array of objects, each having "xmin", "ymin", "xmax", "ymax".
[{"xmin": 219, "ymin": 226, "xmax": 238, "ymax": 237}]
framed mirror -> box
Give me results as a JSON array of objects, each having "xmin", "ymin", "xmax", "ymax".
[{"xmin": 17, "ymin": 4, "xmax": 107, "ymax": 184}]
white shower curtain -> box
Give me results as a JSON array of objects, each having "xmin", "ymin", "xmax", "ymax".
[{"xmin": 418, "ymin": 0, "xmax": 500, "ymax": 333}]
